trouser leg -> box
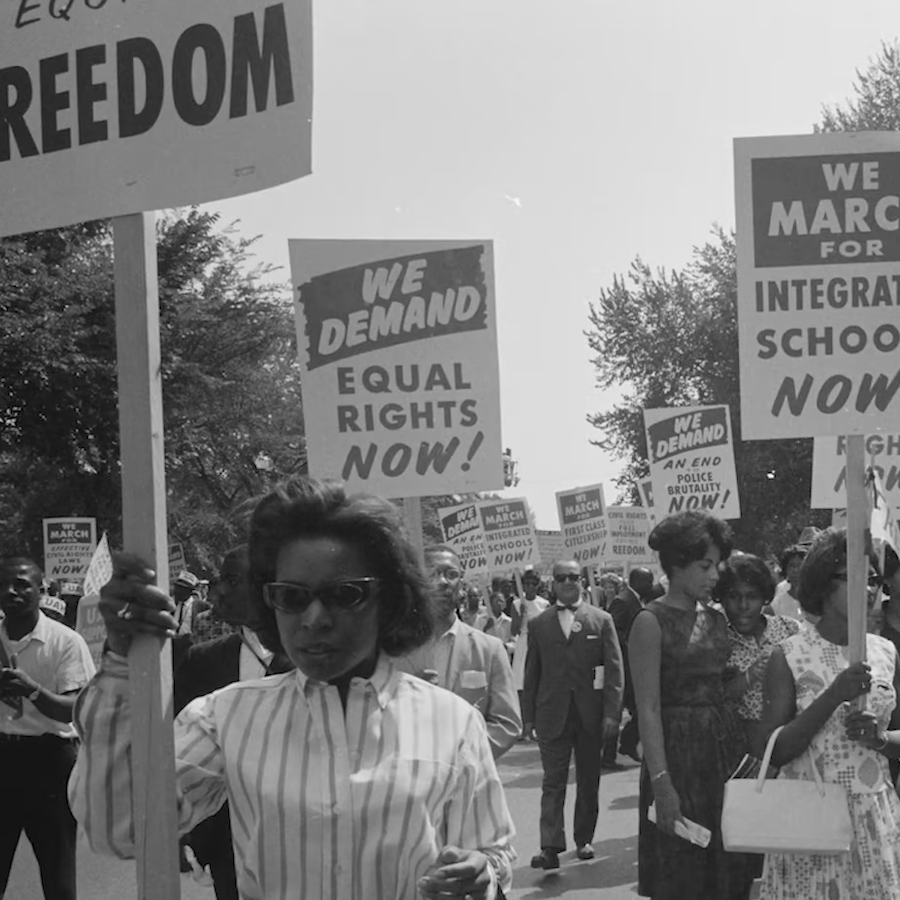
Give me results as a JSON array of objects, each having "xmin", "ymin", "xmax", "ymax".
[
  {"xmin": 572, "ymin": 707, "xmax": 602, "ymax": 847},
  {"xmin": 537, "ymin": 701, "xmax": 575, "ymax": 851}
]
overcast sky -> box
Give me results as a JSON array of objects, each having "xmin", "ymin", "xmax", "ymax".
[{"xmin": 210, "ymin": 0, "xmax": 899, "ymax": 528}]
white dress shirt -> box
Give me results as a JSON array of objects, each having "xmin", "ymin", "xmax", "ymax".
[{"xmin": 69, "ymin": 652, "xmax": 515, "ymax": 900}]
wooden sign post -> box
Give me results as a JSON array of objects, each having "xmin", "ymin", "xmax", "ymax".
[
  {"xmin": 113, "ymin": 213, "xmax": 180, "ymax": 899},
  {"xmin": 845, "ymin": 434, "xmax": 868, "ymax": 668}
]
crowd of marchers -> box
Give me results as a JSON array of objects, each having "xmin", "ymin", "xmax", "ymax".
[{"xmin": 2, "ymin": 478, "xmax": 900, "ymax": 900}]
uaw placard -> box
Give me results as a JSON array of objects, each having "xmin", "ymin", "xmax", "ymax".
[
  {"xmin": 643, "ymin": 405, "xmax": 741, "ymax": 519},
  {"xmin": 555, "ymin": 483, "xmax": 609, "ymax": 566},
  {"xmin": 291, "ymin": 239, "xmax": 504, "ymax": 499},
  {"xmin": 735, "ymin": 132, "xmax": 900, "ymax": 439},
  {"xmin": 438, "ymin": 502, "xmax": 489, "ymax": 576}
]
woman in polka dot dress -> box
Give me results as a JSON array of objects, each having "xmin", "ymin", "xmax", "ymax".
[{"xmin": 759, "ymin": 528, "xmax": 900, "ymax": 900}]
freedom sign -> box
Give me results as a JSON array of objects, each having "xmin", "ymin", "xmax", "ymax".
[
  {"xmin": 555, "ymin": 483, "xmax": 609, "ymax": 566},
  {"xmin": 291, "ymin": 239, "xmax": 504, "ymax": 498},
  {"xmin": 437, "ymin": 502, "xmax": 489, "ymax": 577},
  {"xmin": 734, "ymin": 133, "xmax": 900, "ymax": 439},
  {"xmin": 43, "ymin": 516, "xmax": 97, "ymax": 583},
  {"xmin": 811, "ymin": 433, "xmax": 900, "ymax": 509},
  {"xmin": 0, "ymin": 0, "xmax": 313, "ymax": 238},
  {"xmin": 643, "ymin": 405, "xmax": 741, "ymax": 519}
]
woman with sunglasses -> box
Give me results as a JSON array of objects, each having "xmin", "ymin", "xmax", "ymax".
[
  {"xmin": 757, "ymin": 528, "xmax": 900, "ymax": 900},
  {"xmin": 69, "ymin": 477, "xmax": 516, "ymax": 900},
  {"xmin": 630, "ymin": 510, "xmax": 753, "ymax": 900}
]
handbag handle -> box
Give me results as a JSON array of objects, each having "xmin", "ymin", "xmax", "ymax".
[{"xmin": 756, "ymin": 725, "xmax": 826, "ymax": 797}]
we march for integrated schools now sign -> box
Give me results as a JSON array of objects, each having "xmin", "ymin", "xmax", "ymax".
[
  {"xmin": 291, "ymin": 239, "xmax": 504, "ymax": 499},
  {"xmin": 0, "ymin": 0, "xmax": 313, "ymax": 237},
  {"xmin": 643, "ymin": 405, "xmax": 741, "ymax": 519},
  {"xmin": 735, "ymin": 133, "xmax": 900, "ymax": 439}
]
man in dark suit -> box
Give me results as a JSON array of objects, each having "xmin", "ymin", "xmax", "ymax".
[
  {"xmin": 174, "ymin": 547, "xmax": 292, "ymax": 900},
  {"xmin": 523, "ymin": 559, "xmax": 624, "ymax": 869},
  {"xmin": 604, "ymin": 566, "xmax": 654, "ymax": 764}
]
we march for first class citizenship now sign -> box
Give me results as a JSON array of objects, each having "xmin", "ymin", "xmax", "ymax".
[
  {"xmin": 0, "ymin": 0, "xmax": 313, "ymax": 237},
  {"xmin": 291, "ymin": 239, "xmax": 504, "ymax": 499},
  {"xmin": 734, "ymin": 133, "xmax": 900, "ymax": 439}
]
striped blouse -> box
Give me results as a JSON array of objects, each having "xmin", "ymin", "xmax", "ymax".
[{"xmin": 68, "ymin": 652, "xmax": 516, "ymax": 900}]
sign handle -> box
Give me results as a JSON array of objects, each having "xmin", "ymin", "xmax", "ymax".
[
  {"xmin": 845, "ymin": 434, "xmax": 867, "ymax": 674},
  {"xmin": 404, "ymin": 498, "xmax": 426, "ymax": 569},
  {"xmin": 113, "ymin": 212, "xmax": 181, "ymax": 900},
  {"xmin": 588, "ymin": 567, "xmax": 601, "ymax": 608}
]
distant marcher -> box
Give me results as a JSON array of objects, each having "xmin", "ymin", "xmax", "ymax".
[
  {"xmin": 770, "ymin": 543, "xmax": 808, "ymax": 621},
  {"xmin": 70, "ymin": 477, "xmax": 516, "ymax": 900},
  {"xmin": 598, "ymin": 572, "xmax": 624, "ymax": 610},
  {"xmin": 510, "ymin": 570, "xmax": 550, "ymax": 726},
  {"xmin": 172, "ymin": 570, "xmax": 203, "ymax": 635},
  {"xmin": 759, "ymin": 528, "xmax": 900, "ymax": 899},
  {"xmin": 190, "ymin": 555, "xmax": 245, "ymax": 645},
  {"xmin": 0, "ymin": 557, "xmax": 95, "ymax": 900},
  {"xmin": 630, "ymin": 511, "xmax": 753, "ymax": 900},
  {"xmin": 485, "ymin": 591, "xmax": 514, "ymax": 655},
  {"xmin": 459, "ymin": 585, "xmax": 491, "ymax": 632},
  {"xmin": 607, "ymin": 566, "xmax": 655, "ymax": 764},
  {"xmin": 523, "ymin": 559, "xmax": 624, "ymax": 869},
  {"xmin": 394, "ymin": 546, "xmax": 521, "ymax": 759}
]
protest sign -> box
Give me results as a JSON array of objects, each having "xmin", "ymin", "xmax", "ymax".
[
  {"xmin": 555, "ymin": 483, "xmax": 609, "ymax": 566},
  {"xmin": 478, "ymin": 498, "xmax": 538, "ymax": 570},
  {"xmin": 0, "ymin": 0, "xmax": 313, "ymax": 238},
  {"xmin": 605, "ymin": 506, "xmax": 655, "ymax": 568},
  {"xmin": 437, "ymin": 502, "xmax": 489, "ymax": 577},
  {"xmin": 734, "ymin": 133, "xmax": 900, "ymax": 439},
  {"xmin": 291, "ymin": 239, "xmax": 503, "ymax": 498},
  {"xmin": 168, "ymin": 543, "xmax": 188, "ymax": 580},
  {"xmin": 42, "ymin": 517, "xmax": 96, "ymax": 584},
  {"xmin": 535, "ymin": 529, "xmax": 567, "ymax": 574},
  {"xmin": 82, "ymin": 533, "xmax": 113, "ymax": 597},
  {"xmin": 812, "ymin": 433, "xmax": 900, "ymax": 509},
  {"xmin": 867, "ymin": 467, "xmax": 900, "ymax": 568},
  {"xmin": 637, "ymin": 477, "xmax": 656, "ymax": 518},
  {"xmin": 643, "ymin": 405, "xmax": 741, "ymax": 519},
  {"xmin": 75, "ymin": 534, "xmax": 114, "ymax": 668}
]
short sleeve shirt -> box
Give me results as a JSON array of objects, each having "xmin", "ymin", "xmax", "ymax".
[{"xmin": 0, "ymin": 611, "xmax": 96, "ymax": 738}]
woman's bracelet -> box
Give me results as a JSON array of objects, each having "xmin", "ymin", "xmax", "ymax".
[
  {"xmin": 651, "ymin": 769, "xmax": 669, "ymax": 782},
  {"xmin": 874, "ymin": 733, "xmax": 889, "ymax": 753}
]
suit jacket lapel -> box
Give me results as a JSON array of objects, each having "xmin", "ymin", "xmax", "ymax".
[
  {"xmin": 447, "ymin": 625, "xmax": 472, "ymax": 691},
  {"xmin": 567, "ymin": 604, "xmax": 589, "ymax": 643}
]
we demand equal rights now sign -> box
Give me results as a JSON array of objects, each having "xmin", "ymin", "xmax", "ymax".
[
  {"xmin": 291, "ymin": 240, "xmax": 503, "ymax": 499},
  {"xmin": 734, "ymin": 133, "xmax": 900, "ymax": 439}
]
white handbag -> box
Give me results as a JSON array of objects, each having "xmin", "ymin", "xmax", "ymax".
[{"xmin": 721, "ymin": 725, "xmax": 853, "ymax": 855}]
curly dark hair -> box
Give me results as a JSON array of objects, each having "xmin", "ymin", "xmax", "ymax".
[
  {"xmin": 796, "ymin": 527, "xmax": 846, "ymax": 616},
  {"xmin": 778, "ymin": 544, "xmax": 807, "ymax": 579},
  {"xmin": 715, "ymin": 553, "xmax": 776, "ymax": 604},
  {"xmin": 247, "ymin": 477, "xmax": 435, "ymax": 657},
  {"xmin": 647, "ymin": 511, "xmax": 734, "ymax": 577}
]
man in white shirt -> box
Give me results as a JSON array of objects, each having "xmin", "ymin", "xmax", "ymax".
[
  {"xmin": 0, "ymin": 556, "xmax": 95, "ymax": 900},
  {"xmin": 394, "ymin": 546, "xmax": 521, "ymax": 759}
]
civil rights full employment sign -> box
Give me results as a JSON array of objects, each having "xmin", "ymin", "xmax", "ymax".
[
  {"xmin": 0, "ymin": 0, "xmax": 313, "ymax": 237},
  {"xmin": 734, "ymin": 133, "xmax": 900, "ymax": 439},
  {"xmin": 291, "ymin": 239, "xmax": 504, "ymax": 498}
]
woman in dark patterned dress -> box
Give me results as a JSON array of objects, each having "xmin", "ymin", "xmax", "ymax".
[{"xmin": 631, "ymin": 511, "xmax": 753, "ymax": 900}]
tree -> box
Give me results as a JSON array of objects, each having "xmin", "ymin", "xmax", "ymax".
[
  {"xmin": 0, "ymin": 211, "xmax": 305, "ymax": 573},
  {"xmin": 586, "ymin": 41, "xmax": 900, "ymax": 558},
  {"xmin": 585, "ymin": 230, "xmax": 827, "ymax": 557}
]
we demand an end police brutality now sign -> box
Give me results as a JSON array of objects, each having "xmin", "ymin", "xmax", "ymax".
[
  {"xmin": 735, "ymin": 132, "xmax": 900, "ymax": 439},
  {"xmin": 291, "ymin": 239, "xmax": 504, "ymax": 499},
  {"xmin": 0, "ymin": 0, "xmax": 313, "ymax": 237},
  {"xmin": 643, "ymin": 405, "xmax": 741, "ymax": 519}
]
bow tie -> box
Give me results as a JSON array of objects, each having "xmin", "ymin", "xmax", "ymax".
[{"xmin": 557, "ymin": 603, "xmax": 578, "ymax": 612}]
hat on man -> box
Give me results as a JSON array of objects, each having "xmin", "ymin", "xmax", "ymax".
[
  {"xmin": 798, "ymin": 526, "xmax": 822, "ymax": 547},
  {"xmin": 174, "ymin": 570, "xmax": 199, "ymax": 589},
  {"xmin": 40, "ymin": 595, "xmax": 68, "ymax": 619}
]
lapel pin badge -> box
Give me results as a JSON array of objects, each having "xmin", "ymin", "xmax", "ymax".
[{"xmin": 571, "ymin": 620, "xmax": 582, "ymax": 634}]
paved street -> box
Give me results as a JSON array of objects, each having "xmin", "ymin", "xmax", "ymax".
[{"xmin": 8, "ymin": 743, "xmax": 646, "ymax": 899}]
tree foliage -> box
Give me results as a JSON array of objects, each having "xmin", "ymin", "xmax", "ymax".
[
  {"xmin": 587, "ymin": 41, "xmax": 900, "ymax": 559},
  {"xmin": 0, "ymin": 211, "xmax": 304, "ymax": 574}
]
